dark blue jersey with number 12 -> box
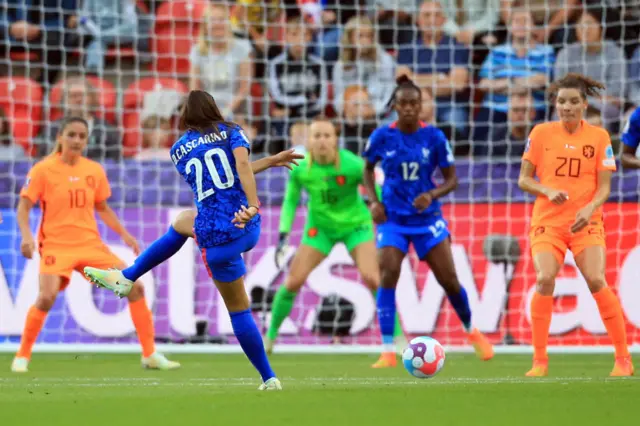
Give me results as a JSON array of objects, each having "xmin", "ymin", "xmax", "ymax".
[
  {"xmin": 171, "ymin": 125, "xmax": 260, "ymax": 248},
  {"xmin": 363, "ymin": 121, "xmax": 455, "ymax": 230}
]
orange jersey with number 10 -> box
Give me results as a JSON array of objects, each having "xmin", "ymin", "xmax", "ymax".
[
  {"xmin": 522, "ymin": 121, "xmax": 616, "ymax": 228},
  {"xmin": 20, "ymin": 154, "xmax": 111, "ymax": 250}
]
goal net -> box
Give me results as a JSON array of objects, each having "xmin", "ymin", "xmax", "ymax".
[{"xmin": 0, "ymin": 0, "xmax": 639, "ymax": 354}]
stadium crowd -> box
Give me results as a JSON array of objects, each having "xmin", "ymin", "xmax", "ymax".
[{"xmin": 0, "ymin": 0, "xmax": 639, "ymax": 162}]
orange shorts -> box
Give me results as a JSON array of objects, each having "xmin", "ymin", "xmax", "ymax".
[
  {"xmin": 39, "ymin": 243, "xmax": 124, "ymax": 289},
  {"xmin": 529, "ymin": 223, "xmax": 606, "ymax": 265}
]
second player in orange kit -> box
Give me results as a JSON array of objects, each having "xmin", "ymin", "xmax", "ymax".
[
  {"xmin": 12, "ymin": 117, "xmax": 180, "ymax": 373},
  {"xmin": 518, "ymin": 73, "xmax": 633, "ymax": 377}
]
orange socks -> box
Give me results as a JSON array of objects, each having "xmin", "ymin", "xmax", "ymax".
[
  {"xmin": 530, "ymin": 292, "xmax": 553, "ymax": 362},
  {"xmin": 593, "ymin": 287, "xmax": 630, "ymax": 358},
  {"xmin": 129, "ymin": 298, "xmax": 156, "ymax": 357},
  {"xmin": 17, "ymin": 305, "xmax": 48, "ymax": 359}
]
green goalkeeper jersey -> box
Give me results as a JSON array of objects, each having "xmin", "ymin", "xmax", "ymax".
[{"xmin": 279, "ymin": 149, "xmax": 372, "ymax": 233}]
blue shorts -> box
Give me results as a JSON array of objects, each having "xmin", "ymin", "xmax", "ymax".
[
  {"xmin": 201, "ymin": 227, "xmax": 261, "ymax": 282},
  {"xmin": 376, "ymin": 217, "xmax": 450, "ymax": 259}
]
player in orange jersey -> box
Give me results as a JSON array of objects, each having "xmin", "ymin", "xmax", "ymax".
[
  {"xmin": 11, "ymin": 117, "xmax": 180, "ymax": 373},
  {"xmin": 518, "ymin": 73, "xmax": 633, "ymax": 377}
]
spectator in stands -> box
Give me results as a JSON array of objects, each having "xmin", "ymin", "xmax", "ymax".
[
  {"xmin": 586, "ymin": 105, "xmax": 604, "ymax": 128},
  {"xmin": 289, "ymin": 121, "xmax": 309, "ymax": 154},
  {"xmin": 554, "ymin": 8, "xmax": 626, "ymax": 131},
  {"xmin": 333, "ymin": 16, "xmax": 396, "ymax": 120},
  {"xmin": 267, "ymin": 14, "xmax": 328, "ymax": 136},
  {"xmin": 439, "ymin": 0, "xmax": 500, "ymax": 47},
  {"xmin": 475, "ymin": 7, "xmax": 554, "ymax": 142},
  {"xmin": 71, "ymin": 0, "xmax": 138, "ymax": 73},
  {"xmin": 419, "ymin": 87, "xmax": 435, "ymax": 124},
  {"xmin": 474, "ymin": 89, "xmax": 536, "ymax": 157},
  {"xmin": 231, "ymin": 0, "xmax": 280, "ymax": 50},
  {"xmin": 313, "ymin": 0, "xmax": 365, "ymax": 62},
  {"xmin": 341, "ymin": 86, "xmax": 377, "ymax": 154},
  {"xmin": 135, "ymin": 116, "xmax": 173, "ymax": 161},
  {"xmin": 527, "ymin": 0, "xmax": 581, "ymax": 47},
  {"xmin": 396, "ymin": 0, "xmax": 470, "ymax": 137},
  {"xmin": 1, "ymin": 0, "xmax": 82, "ymax": 87},
  {"xmin": 370, "ymin": 0, "xmax": 417, "ymax": 50},
  {"xmin": 0, "ymin": 107, "xmax": 26, "ymax": 160},
  {"xmin": 190, "ymin": 3, "xmax": 253, "ymax": 119},
  {"xmin": 38, "ymin": 77, "xmax": 121, "ymax": 160}
]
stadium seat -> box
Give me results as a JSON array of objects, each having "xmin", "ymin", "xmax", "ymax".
[
  {"xmin": 0, "ymin": 77, "xmax": 43, "ymax": 154},
  {"xmin": 122, "ymin": 77, "xmax": 188, "ymax": 156},
  {"xmin": 48, "ymin": 76, "xmax": 117, "ymax": 124},
  {"xmin": 151, "ymin": 0, "xmax": 208, "ymax": 76}
]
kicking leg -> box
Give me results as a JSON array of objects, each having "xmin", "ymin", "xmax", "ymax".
[
  {"xmin": 85, "ymin": 210, "xmax": 196, "ymax": 297},
  {"xmin": 266, "ymin": 244, "xmax": 326, "ymax": 353},
  {"xmin": 422, "ymin": 237, "xmax": 494, "ymax": 361}
]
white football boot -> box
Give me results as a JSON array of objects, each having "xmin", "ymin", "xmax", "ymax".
[
  {"xmin": 84, "ymin": 267, "xmax": 133, "ymax": 298},
  {"xmin": 142, "ymin": 352, "xmax": 181, "ymax": 370},
  {"xmin": 11, "ymin": 357, "xmax": 29, "ymax": 373},
  {"xmin": 258, "ymin": 377, "xmax": 282, "ymax": 390}
]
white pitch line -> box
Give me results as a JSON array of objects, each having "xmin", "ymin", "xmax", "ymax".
[{"xmin": 0, "ymin": 376, "xmax": 638, "ymax": 387}]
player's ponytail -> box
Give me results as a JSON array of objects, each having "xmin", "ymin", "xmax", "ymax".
[
  {"xmin": 387, "ymin": 74, "xmax": 422, "ymax": 108},
  {"xmin": 49, "ymin": 116, "xmax": 89, "ymax": 156},
  {"xmin": 179, "ymin": 90, "xmax": 237, "ymax": 137},
  {"xmin": 548, "ymin": 73, "xmax": 606, "ymax": 101}
]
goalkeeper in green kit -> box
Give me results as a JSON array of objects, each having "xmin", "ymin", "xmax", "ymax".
[{"xmin": 264, "ymin": 119, "xmax": 404, "ymax": 356}]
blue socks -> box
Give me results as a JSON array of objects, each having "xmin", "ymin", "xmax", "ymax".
[
  {"xmin": 376, "ymin": 287, "xmax": 396, "ymax": 350},
  {"xmin": 447, "ymin": 286, "xmax": 472, "ymax": 332},
  {"xmin": 230, "ymin": 309, "xmax": 276, "ymax": 382},
  {"xmin": 122, "ymin": 226, "xmax": 188, "ymax": 282}
]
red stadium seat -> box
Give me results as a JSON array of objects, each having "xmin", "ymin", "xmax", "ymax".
[
  {"xmin": 0, "ymin": 77, "xmax": 43, "ymax": 154},
  {"xmin": 48, "ymin": 76, "xmax": 117, "ymax": 124},
  {"xmin": 151, "ymin": 0, "xmax": 208, "ymax": 75},
  {"xmin": 122, "ymin": 78, "xmax": 188, "ymax": 156}
]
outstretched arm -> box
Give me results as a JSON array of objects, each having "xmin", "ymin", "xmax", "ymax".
[
  {"xmin": 95, "ymin": 201, "xmax": 141, "ymax": 254},
  {"xmin": 251, "ymin": 149, "xmax": 304, "ymax": 174}
]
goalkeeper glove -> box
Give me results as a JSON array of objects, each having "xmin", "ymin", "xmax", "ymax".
[{"xmin": 275, "ymin": 232, "xmax": 289, "ymax": 269}]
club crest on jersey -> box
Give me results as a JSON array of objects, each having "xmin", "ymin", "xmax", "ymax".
[
  {"xmin": 85, "ymin": 175, "xmax": 95, "ymax": 188},
  {"xmin": 422, "ymin": 148, "xmax": 430, "ymax": 160},
  {"xmin": 583, "ymin": 145, "xmax": 595, "ymax": 159},
  {"xmin": 336, "ymin": 175, "xmax": 346, "ymax": 185}
]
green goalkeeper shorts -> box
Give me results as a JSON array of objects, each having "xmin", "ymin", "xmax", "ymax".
[{"xmin": 301, "ymin": 220, "xmax": 374, "ymax": 255}]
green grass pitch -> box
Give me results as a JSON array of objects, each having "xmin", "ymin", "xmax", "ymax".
[{"xmin": 0, "ymin": 353, "xmax": 637, "ymax": 426}]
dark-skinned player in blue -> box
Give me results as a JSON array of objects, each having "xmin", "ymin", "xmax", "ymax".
[
  {"xmin": 621, "ymin": 107, "xmax": 640, "ymax": 169},
  {"xmin": 363, "ymin": 75, "xmax": 494, "ymax": 367}
]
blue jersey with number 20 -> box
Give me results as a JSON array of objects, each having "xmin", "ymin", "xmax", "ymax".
[
  {"xmin": 363, "ymin": 122, "xmax": 455, "ymax": 229},
  {"xmin": 171, "ymin": 125, "xmax": 260, "ymax": 248}
]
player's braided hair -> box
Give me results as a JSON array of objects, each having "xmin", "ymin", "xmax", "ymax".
[
  {"xmin": 387, "ymin": 74, "xmax": 422, "ymax": 108},
  {"xmin": 49, "ymin": 116, "xmax": 89, "ymax": 156},
  {"xmin": 547, "ymin": 73, "xmax": 606, "ymax": 101}
]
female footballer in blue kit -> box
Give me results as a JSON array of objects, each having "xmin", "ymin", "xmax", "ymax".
[
  {"xmin": 88, "ymin": 91, "xmax": 282, "ymax": 390},
  {"xmin": 363, "ymin": 76, "xmax": 494, "ymax": 367},
  {"xmin": 621, "ymin": 106, "xmax": 640, "ymax": 169}
]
